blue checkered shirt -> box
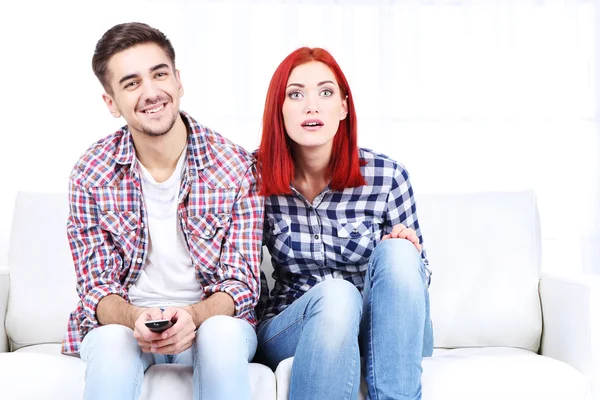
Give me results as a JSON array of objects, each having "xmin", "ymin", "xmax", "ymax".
[{"xmin": 259, "ymin": 148, "xmax": 430, "ymax": 320}]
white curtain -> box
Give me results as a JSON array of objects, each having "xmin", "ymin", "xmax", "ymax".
[{"xmin": 0, "ymin": 0, "xmax": 597, "ymax": 274}]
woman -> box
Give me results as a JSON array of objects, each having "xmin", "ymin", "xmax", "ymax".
[{"xmin": 255, "ymin": 47, "xmax": 433, "ymax": 400}]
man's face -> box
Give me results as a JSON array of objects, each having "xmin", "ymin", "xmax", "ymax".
[{"xmin": 102, "ymin": 43, "xmax": 183, "ymax": 138}]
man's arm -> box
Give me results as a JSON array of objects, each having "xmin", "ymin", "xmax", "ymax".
[
  {"xmin": 67, "ymin": 167, "xmax": 131, "ymax": 332},
  {"xmin": 96, "ymin": 294, "xmax": 144, "ymax": 329},
  {"xmin": 187, "ymin": 163, "xmax": 264, "ymax": 327}
]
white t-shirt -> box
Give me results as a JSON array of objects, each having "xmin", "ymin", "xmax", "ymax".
[{"xmin": 128, "ymin": 149, "xmax": 202, "ymax": 307}]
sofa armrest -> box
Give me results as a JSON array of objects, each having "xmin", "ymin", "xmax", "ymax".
[
  {"xmin": 0, "ymin": 266, "xmax": 9, "ymax": 353},
  {"xmin": 540, "ymin": 273, "xmax": 600, "ymax": 399}
]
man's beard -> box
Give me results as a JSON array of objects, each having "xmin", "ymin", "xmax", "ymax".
[{"xmin": 140, "ymin": 109, "xmax": 179, "ymax": 137}]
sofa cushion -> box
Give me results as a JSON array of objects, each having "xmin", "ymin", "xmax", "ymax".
[
  {"xmin": 0, "ymin": 344, "xmax": 275, "ymax": 400},
  {"xmin": 274, "ymin": 348, "xmax": 590, "ymax": 400}
]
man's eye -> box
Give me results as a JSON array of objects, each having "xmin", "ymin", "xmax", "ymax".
[
  {"xmin": 289, "ymin": 91, "xmax": 303, "ymax": 99},
  {"xmin": 124, "ymin": 82, "xmax": 137, "ymax": 89},
  {"xmin": 156, "ymin": 72, "xmax": 166, "ymax": 78}
]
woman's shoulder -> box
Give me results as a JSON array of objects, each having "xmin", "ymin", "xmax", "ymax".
[{"xmin": 358, "ymin": 147, "xmax": 409, "ymax": 176}]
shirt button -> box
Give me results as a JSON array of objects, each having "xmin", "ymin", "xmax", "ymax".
[
  {"xmin": 204, "ymin": 229, "xmax": 211, "ymax": 236},
  {"xmin": 140, "ymin": 222, "xmax": 145, "ymax": 228},
  {"xmin": 137, "ymin": 257, "xmax": 143, "ymax": 263},
  {"xmin": 314, "ymin": 234, "xmax": 319, "ymax": 239}
]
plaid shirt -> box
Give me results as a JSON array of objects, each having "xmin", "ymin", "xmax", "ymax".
[
  {"xmin": 62, "ymin": 111, "xmax": 263, "ymax": 355},
  {"xmin": 260, "ymin": 148, "xmax": 429, "ymax": 320}
]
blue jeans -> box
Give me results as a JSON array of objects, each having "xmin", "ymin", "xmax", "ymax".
[
  {"xmin": 80, "ymin": 315, "xmax": 257, "ymax": 400},
  {"xmin": 256, "ymin": 239, "xmax": 433, "ymax": 400}
]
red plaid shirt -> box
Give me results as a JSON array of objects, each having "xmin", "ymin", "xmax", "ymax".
[{"xmin": 62, "ymin": 111, "xmax": 263, "ymax": 354}]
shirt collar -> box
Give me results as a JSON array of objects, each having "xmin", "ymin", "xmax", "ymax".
[{"xmin": 113, "ymin": 110, "xmax": 215, "ymax": 172}]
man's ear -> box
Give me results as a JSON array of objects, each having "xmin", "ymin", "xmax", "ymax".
[
  {"xmin": 102, "ymin": 93, "xmax": 121, "ymax": 118},
  {"xmin": 176, "ymin": 69, "xmax": 184, "ymax": 98},
  {"xmin": 340, "ymin": 96, "xmax": 348, "ymax": 120}
]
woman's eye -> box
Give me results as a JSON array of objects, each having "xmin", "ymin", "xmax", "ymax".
[
  {"xmin": 289, "ymin": 91, "xmax": 303, "ymax": 99},
  {"xmin": 321, "ymin": 89, "xmax": 333, "ymax": 97}
]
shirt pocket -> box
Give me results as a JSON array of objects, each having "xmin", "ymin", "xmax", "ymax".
[
  {"xmin": 266, "ymin": 216, "xmax": 294, "ymax": 262},
  {"xmin": 334, "ymin": 220, "xmax": 375, "ymax": 264},
  {"xmin": 185, "ymin": 213, "xmax": 230, "ymax": 275},
  {"xmin": 98, "ymin": 210, "xmax": 140, "ymax": 263}
]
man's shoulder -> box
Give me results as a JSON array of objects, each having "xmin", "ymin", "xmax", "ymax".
[
  {"xmin": 70, "ymin": 128, "xmax": 128, "ymax": 188},
  {"xmin": 187, "ymin": 117, "xmax": 256, "ymax": 187}
]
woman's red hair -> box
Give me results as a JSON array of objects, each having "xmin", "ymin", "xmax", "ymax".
[{"xmin": 257, "ymin": 47, "xmax": 366, "ymax": 196}]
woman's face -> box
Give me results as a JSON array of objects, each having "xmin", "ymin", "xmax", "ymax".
[{"xmin": 282, "ymin": 61, "xmax": 348, "ymax": 151}]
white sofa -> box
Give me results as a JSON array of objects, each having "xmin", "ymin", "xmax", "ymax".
[{"xmin": 1, "ymin": 190, "xmax": 598, "ymax": 400}]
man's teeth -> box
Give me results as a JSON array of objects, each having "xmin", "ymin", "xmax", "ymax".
[{"xmin": 144, "ymin": 104, "xmax": 164, "ymax": 114}]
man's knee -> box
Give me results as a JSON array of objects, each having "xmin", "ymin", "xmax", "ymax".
[
  {"xmin": 195, "ymin": 316, "xmax": 253, "ymax": 362},
  {"xmin": 196, "ymin": 316, "xmax": 247, "ymax": 349},
  {"xmin": 82, "ymin": 324, "xmax": 136, "ymax": 356}
]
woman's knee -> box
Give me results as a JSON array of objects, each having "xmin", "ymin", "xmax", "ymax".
[
  {"xmin": 304, "ymin": 279, "xmax": 363, "ymax": 327},
  {"xmin": 371, "ymin": 239, "xmax": 425, "ymax": 285}
]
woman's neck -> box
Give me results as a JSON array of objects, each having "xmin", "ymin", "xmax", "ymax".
[{"xmin": 292, "ymin": 143, "xmax": 332, "ymax": 203}]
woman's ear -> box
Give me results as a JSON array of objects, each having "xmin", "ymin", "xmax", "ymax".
[{"xmin": 340, "ymin": 96, "xmax": 348, "ymax": 120}]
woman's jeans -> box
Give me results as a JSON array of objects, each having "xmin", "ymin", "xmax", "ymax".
[
  {"xmin": 80, "ymin": 315, "xmax": 257, "ymax": 400},
  {"xmin": 256, "ymin": 239, "xmax": 433, "ymax": 400}
]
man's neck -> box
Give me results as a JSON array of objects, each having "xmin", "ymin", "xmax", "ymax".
[{"xmin": 132, "ymin": 115, "xmax": 188, "ymax": 183}]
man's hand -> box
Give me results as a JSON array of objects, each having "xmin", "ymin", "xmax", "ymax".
[
  {"xmin": 132, "ymin": 307, "xmax": 165, "ymax": 353},
  {"xmin": 381, "ymin": 223, "xmax": 422, "ymax": 253},
  {"xmin": 149, "ymin": 307, "xmax": 196, "ymax": 355}
]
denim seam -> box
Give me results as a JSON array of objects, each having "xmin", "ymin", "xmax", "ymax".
[
  {"xmin": 131, "ymin": 352, "xmax": 145, "ymax": 399},
  {"xmin": 367, "ymin": 256, "xmax": 378, "ymax": 400},
  {"xmin": 260, "ymin": 316, "xmax": 304, "ymax": 346},
  {"xmin": 345, "ymin": 344, "xmax": 358, "ymax": 400}
]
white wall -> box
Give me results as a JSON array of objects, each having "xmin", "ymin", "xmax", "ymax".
[{"xmin": 1, "ymin": 0, "xmax": 597, "ymax": 275}]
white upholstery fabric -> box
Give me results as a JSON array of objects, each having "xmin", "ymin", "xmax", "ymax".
[
  {"xmin": 6, "ymin": 192, "xmax": 76, "ymax": 350},
  {"xmin": 275, "ymin": 348, "xmax": 590, "ymax": 400},
  {"xmin": 0, "ymin": 345, "xmax": 276, "ymax": 400},
  {"xmin": 417, "ymin": 191, "xmax": 542, "ymax": 351},
  {"xmin": 0, "ymin": 266, "xmax": 9, "ymax": 352},
  {"xmin": 540, "ymin": 273, "xmax": 600, "ymax": 399}
]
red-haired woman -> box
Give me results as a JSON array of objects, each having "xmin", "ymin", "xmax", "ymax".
[{"xmin": 255, "ymin": 47, "xmax": 433, "ymax": 400}]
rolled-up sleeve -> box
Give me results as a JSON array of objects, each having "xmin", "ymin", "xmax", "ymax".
[
  {"xmin": 203, "ymin": 163, "xmax": 264, "ymax": 319},
  {"xmin": 66, "ymin": 167, "xmax": 127, "ymax": 333}
]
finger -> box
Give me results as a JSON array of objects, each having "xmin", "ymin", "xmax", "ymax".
[
  {"xmin": 390, "ymin": 224, "xmax": 405, "ymax": 238},
  {"xmin": 381, "ymin": 234, "xmax": 391, "ymax": 242},
  {"xmin": 161, "ymin": 307, "xmax": 177, "ymax": 321},
  {"xmin": 154, "ymin": 333, "xmax": 196, "ymax": 355},
  {"xmin": 142, "ymin": 307, "xmax": 163, "ymax": 321}
]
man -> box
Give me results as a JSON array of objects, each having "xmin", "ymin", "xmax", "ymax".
[{"xmin": 62, "ymin": 22, "xmax": 263, "ymax": 400}]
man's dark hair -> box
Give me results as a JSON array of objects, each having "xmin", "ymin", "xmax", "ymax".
[{"xmin": 92, "ymin": 22, "xmax": 176, "ymax": 93}]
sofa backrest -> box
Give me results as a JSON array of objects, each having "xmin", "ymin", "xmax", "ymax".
[{"xmin": 6, "ymin": 190, "xmax": 542, "ymax": 352}]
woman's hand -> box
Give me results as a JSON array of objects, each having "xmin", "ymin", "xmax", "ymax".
[{"xmin": 381, "ymin": 224, "xmax": 422, "ymax": 253}]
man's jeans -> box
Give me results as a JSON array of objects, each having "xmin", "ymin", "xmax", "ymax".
[
  {"xmin": 256, "ymin": 239, "xmax": 433, "ymax": 400},
  {"xmin": 80, "ymin": 315, "xmax": 257, "ymax": 400}
]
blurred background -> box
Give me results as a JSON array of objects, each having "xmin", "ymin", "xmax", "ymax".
[{"xmin": 0, "ymin": 0, "xmax": 597, "ymax": 275}]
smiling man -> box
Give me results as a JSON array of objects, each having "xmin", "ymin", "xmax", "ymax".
[{"xmin": 62, "ymin": 22, "xmax": 263, "ymax": 400}]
